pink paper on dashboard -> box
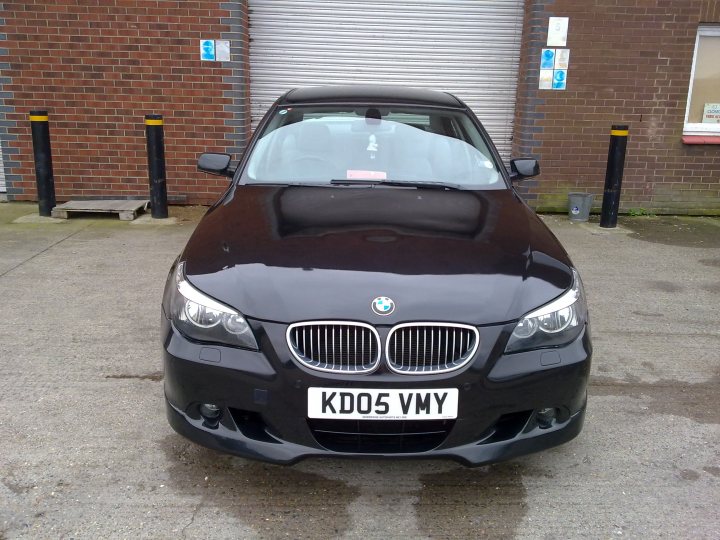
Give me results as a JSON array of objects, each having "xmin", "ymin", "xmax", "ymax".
[{"xmin": 346, "ymin": 170, "xmax": 387, "ymax": 180}]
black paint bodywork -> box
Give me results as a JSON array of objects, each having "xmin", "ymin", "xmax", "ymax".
[{"xmin": 162, "ymin": 86, "xmax": 592, "ymax": 465}]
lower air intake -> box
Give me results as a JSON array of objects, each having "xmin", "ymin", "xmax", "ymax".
[{"xmin": 308, "ymin": 419, "xmax": 453, "ymax": 453}]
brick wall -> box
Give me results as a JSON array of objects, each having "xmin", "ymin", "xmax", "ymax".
[
  {"xmin": 514, "ymin": 0, "xmax": 720, "ymax": 215},
  {"xmin": 2, "ymin": 1, "xmax": 719, "ymax": 213},
  {"xmin": 0, "ymin": 0, "xmax": 250, "ymax": 205}
]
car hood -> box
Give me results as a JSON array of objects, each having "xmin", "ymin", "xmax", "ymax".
[{"xmin": 183, "ymin": 185, "xmax": 573, "ymax": 325}]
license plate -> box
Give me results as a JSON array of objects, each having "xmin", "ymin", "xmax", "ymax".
[{"xmin": 307, "ymin": 388, "xmax": 458, "ymax": 420}]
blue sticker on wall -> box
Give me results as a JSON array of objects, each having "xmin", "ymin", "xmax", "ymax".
[
  {"xmin": 200, "ymin": 40, "xmax": 216, "ymax": 61},
  {"xmin": 553, "ymin": 69, "xmax": 567, "ymax": 90},
  {"xmin": 540, "ymin": 49, "xmax": 556, "ymax": 69}
]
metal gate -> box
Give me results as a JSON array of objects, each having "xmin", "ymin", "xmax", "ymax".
[{"xmin": 248, "ymin": 0, "xmax": 524, "ymax": 157}]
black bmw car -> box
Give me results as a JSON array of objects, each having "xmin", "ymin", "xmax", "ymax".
[{"xmin": 161, "ymin": 85, "xmax": 591, "ymax": 466}]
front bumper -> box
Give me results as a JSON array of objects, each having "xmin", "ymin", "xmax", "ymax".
[{"xmin": 162, "ymin": 316, "xmax": 591, "ymax": 466}]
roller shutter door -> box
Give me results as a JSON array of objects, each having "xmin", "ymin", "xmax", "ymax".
[
  {"xmin": 248, "ymin": 0, "xmax": 524, "ymax": 157},
  {"xmin": 0, "ymin": 142, "xmax": 5, "ymax": 192}
]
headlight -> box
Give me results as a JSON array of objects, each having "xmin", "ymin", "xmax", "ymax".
[
  {"xmin": 165, "ymin": 261, "xmax": 258, "ymax": 350},
  {"xmin": 505, "ymin": 269, "xmax": 587, "ymax": 353}
]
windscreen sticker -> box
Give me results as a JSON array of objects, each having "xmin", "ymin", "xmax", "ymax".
[
  {"xmin": 366, "ymin": 134, "xmax": 379, "ymax": 152},
  {"xmin": 347, "ymin": 170, "xmax": 387, "ymax": 180}
]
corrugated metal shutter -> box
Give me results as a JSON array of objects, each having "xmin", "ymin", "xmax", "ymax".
[
  {"xmin": 0, "ymin": 140, "xmax": 6, "ymax": 192},
  {"xmin": 248, "ymin": 0, "xmax": 524, "ymax": 157}
]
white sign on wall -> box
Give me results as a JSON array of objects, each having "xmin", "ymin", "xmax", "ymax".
[
  {"xmin": 703, "ymin": 103, "xmax": 720, "ymax": 123},
  {"xmin": 547, "ymin": 17, "xmax": 569, "ymax": 47},
  {"xmin": 200, "ymin": 40, "xmax": 231, "ymax": 62},
  {"xmin": 554, "ymin": 49, "xmax": 570, "ymax": 70},
  {"xmin": 215, "ymin": 40, "xmax": 231, "ymax": 62},
  {"xmin": 539, "ymin": 69, "xmax": 554, "ymax": 89},
  {"xmin": 540, "ymin": 18, "xmax": 570, "ymax": 90},
  {"xmin": 538, "ymin": 48, "xmax": 570, "ymax": 90}
]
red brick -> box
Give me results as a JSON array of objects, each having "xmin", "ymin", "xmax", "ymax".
[
  {"xmin": 1, "ymin": 0, "xmax": 246, "ymax": 204},
  {"xmin": 514, "ymin": 0, "xmax": 720, "ymax": 213}
]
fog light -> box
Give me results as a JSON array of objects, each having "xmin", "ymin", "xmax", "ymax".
[
  {"xmin": 200, "ymin": 403, "xmax": 221, "ymax": 420},
  {"xmin": 536, "ymin": 407, "xmax": 557, "ymax": 429}
]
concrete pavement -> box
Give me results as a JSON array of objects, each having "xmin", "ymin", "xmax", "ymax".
[{"xmin": 0, "ymin": 202, "xmax": 718, "ymax": 539}]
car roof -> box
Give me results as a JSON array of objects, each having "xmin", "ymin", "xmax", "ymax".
[{"xmin": 279, "ymin": 85, "xmax": 465, "ymax": 108}]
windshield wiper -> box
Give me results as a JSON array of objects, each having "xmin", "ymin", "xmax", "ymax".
[
  {"xmin": 245, "ymin": 181, "xmax": 333, "ymax": 187},
  {"xmin": 330, "ymin": 179, "xmax": 463, "ymax": 190}
]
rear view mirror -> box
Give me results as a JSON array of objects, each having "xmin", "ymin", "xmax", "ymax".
[
  {"xmin": 198, "ymin": 153, "xmax": 233, "ymax": 177},
  {"xmin": 509, "ymin": 158, "xmax": 540, "ymax": 181}
]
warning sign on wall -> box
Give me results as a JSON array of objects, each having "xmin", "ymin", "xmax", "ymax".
[
  {"xmin": 539, "ymin": 49, "xmax": 570, "ymax": 90},
  {"xmin": 702, "ymin": 103, "xmax": 720, "ymax": 123}
]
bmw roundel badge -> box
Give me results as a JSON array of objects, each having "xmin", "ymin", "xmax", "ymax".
[{"xmin": 371, "ymin": 296, "xmax": 395, "ymax": 316}]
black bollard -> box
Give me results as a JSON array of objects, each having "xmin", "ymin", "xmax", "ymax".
[
  {"xmin": 145, "ymin": 114, "xmax": 169, "ymax": 219},
  {"xmin": 599, "ymin": 125, "xmax": 629, "ymax": 228},
  {"xmin": 29, "ymin": 110, "xmax": 57, "ymax": 217}
]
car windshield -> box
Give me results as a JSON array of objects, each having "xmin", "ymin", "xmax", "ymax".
[{"xmin": 240, "ymin": 105, "xmax": 505, "ymax": 189}]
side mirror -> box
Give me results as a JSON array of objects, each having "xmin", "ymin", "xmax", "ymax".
[
  {"xmin": 509, "ymin": 158, "xmax": 540, "ymax": 181},
  {"xmin": 198, "ymin": 153, "xmax": 233, "ymax": 177}
]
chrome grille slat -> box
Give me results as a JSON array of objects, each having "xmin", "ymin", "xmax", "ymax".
[
  {"xmin": 423, "ymin": 328, "xmax": 428, "ymax": 366},
  {"xmin": 415, "ymin": 328, "xmax": 419, "ymax": 371},
  {"xmin": 309, "ymin": 326, "xmax": 314, "ymax": 360},
  {"xmin": 386, "ymin": 323, "xmax": 479, "ymax": 375},
  {"xmin": 443, "ymin": 327, "xmax": 448, "ymax": 367},
  {"xmin": 287, "ymin": 322, "xmax": 381, "ymax": 374}
]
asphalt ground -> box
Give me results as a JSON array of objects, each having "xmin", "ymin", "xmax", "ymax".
[{"xmin": 0, "ymin": 202, "xmax": 718, "ymax": 539}]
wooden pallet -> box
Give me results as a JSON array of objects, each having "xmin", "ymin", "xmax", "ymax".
[{"xmin": 51, "ymin": 200, "xmax": 150, "ymax": 221}]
